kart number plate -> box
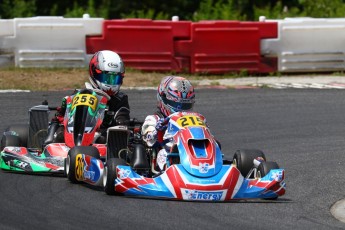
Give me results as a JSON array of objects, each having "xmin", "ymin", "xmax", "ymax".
[
  {"xmin": 72, "ymin": 94, "xmax": 98, "ymax": 111},
  {"xmin": 177, "ymin": 115, "xmax": 206, "ymax": 127}
]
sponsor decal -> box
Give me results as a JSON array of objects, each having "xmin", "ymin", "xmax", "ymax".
[
  {"xmin": 6, "ymin": 147, "xmax": 22, "ymax": 154},
  {"xmin": 108, "ymin": 62, "xmax": 118, "ymax": 68},
  {"xmin": 62, "ymin": 145, "xmax": 70, "ymax": 152},
  {"xmin": 84, "ymin": 170, "xmax": 95, "ymax": 180},
  {"xmin": 14, "ymin": 160, "xmax": 29, "ymax": 169},
  {"xmin": 182, "ymin": 189, "xmax": 224, "ymax": 201},
  {"xmin": 198, "ymin": 162, "xmax": 209, "ymax": 173},
  {"xmin": 157, "ymin": 150, "xmax": 167, "ymax": 164},
  {"xmin": 14, "ymin": 147, "xmax": 22, "ymax": 153},
  {"xmin": 118, "ymin": 167, "xmax": 131, "ymax": 179},
  {"xmin": 68, "ymin": 116, "xmax": 74, "ymax": 125},
  {"xmin": 271, "ymin": 170, "xmax": 283, "ymax": 182},
  {"xmin": 145, "ymin": 130, "xmax": 156, "ymax": 141}
]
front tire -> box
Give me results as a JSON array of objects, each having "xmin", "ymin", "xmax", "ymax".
[
  {"xmin": 65, "ymin": 146, "xmax": 100, "ymax": 183},
  {"xmin": 233, "ymin": 149, "xmax": 266, "ymax": 177},
  {"xmin": 103, "ymin": 158, "xmax": 127, "ymax": 195},
  {"xmin": 257, "ymin": 161, "xmax": 280, "ymax": 178}
]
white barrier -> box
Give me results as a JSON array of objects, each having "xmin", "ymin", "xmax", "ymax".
[
  {"xmin": 2, "ymin": 16, "xmax": 345, "ymax": 73},
  {"xmin": 0, "ymin": 16, "xmax": 103, "ymax": 68},
  {"xmin": 261, "ymin": 17, "xmax": 345, "ymax": 72}
]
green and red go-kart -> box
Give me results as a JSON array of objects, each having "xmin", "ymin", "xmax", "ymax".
[{"xmin": 0, "ymin": 88, "xmax": 111, "ymax": 173}]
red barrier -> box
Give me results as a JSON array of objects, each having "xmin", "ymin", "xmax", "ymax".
[
  {"xmin": 86, "ymin": 19, "xmax": 278, "ymax": 74},
  {"xmin": 175, "ymin": 21, "xmax": 278, "ymax": 74},
  {"xmin": 86, "ymin": 19, "xmax": 191, "ymax": 72}
]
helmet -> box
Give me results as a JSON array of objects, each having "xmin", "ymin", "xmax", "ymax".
[
  {"xmin": 89, "ymin": 50, "xmax": 125, "ymax": 96},
  {"xmin": 157, "ymin": 76, "xmax": 195, "ymax": 117}
]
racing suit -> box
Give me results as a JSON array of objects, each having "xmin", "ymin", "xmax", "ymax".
[
  {"xmin": 141, "ymin": 110, "xmax": 208, "ymax": 172},
  {"xmin": 43, "ymin": 88, "xmax": 130, "ymax": 146}
]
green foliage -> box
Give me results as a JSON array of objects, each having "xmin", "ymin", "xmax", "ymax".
[
  {"xmin": 64, "ymin": 0, "xmax": 98, "ymax": 18},
  {"xmin": 254, "ymin": 1, "xmax": 301, "ymax": 20},
  {"xmin": 299, "ymin": 0, "xmax": 345, "ymax": 18},
  {"xmin": 0, "ymin": 0, "xmax": 36, "ymax": 18},
  {"xmin": 1, "ymin": 0, "xmax": 345, "ymax": 20},
  {"xmin": 193, "ymin": 0, "xmax": 246, "ymax": 21},
  {"xmin": 121, "ymin": 9, "xmax": 169, "ymax": 20}
]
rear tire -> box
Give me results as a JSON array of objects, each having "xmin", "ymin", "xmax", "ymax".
[
  {"xmin": 65, "ymin": 146, "xmax": 100, "ymax": 183},
  {"xmin": 7, "ymin": 124, "xmax": 29, "ymax": 147},
  {"xmin": 1, "ymin": 135, "xmax": 20, "ymax": 151},
  {"xmin": 130, "ymin": 144, "xmax": 149, "ymax": 169},
  {"xmin": 1, "ymin": 124, "xmax": 29, "ymax": 150},
  {"xmin": 233, "ymin": 149, "xmax": 266, "ymax": 177},
  {"xmin": 104, "ymin": 158, "xmax": 127, "ymax": 195}
]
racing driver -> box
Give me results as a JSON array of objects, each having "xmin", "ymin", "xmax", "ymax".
[{"xmin": 43, "ymin": 50, "xmax": 130, "ymax": 145}]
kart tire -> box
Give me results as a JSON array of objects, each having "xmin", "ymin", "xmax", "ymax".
[
  {"xmin": 257, "ymin": 161, "xmax": 280, "ymax": 178},
  {"xmin": 104, "ymin": 158, "xmax": 126, "ymax": 195},
  {"xmin": 131, "ymin": 144, "xmax": 149, "ymax": 170},
  {"xmin": 66, "ymin": 146, "xmax": 100, "ymax": 183},
  {"xmin": 2, "ymin": 124, "xmax": 29, "ymax": 149},
  {"xmin": 233, "ymin": 149, "xmax": 266, "ymax": 177},
  {"xmin": 1, "ymin": 135, "xmax": 20, "ymax": 151}
]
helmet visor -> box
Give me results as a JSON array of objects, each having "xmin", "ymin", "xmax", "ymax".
[
  {"xmin": 95, "ymin": 72, "xmax": 123, "ymax": 85},
  {"xmin": 163, "ymin": 96, "xmax": 194, "ymax": 111}
]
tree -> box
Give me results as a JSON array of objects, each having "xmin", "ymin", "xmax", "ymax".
[
  {"xmin": 299, "ymin": 0, "xmax": 345, "ymax": 18},
  {"xmin": 0, "ymin": 0, "xmax": 36, "ymax": 18}
]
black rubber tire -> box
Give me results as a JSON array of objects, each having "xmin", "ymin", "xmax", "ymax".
[
  {"xmin": 2, "ymin": 124, "xmax": 29, "ymax": 149},
  {"xmin": 257, "ymin": 161, "xmax": 280, "ymax": 178},
  {"xmin": 65, "ymin": 146, "xmax": 100, "ymax": 183},
  {"xmin": 104, "ymin": 158, "xmax": 127, "ymax": 195},
  {"xmin": 1, "ymin": 135, "xmax": 21, "ymax": 151},
  {"xmin": 233, "ymin": 149, "xmax": 266, "ymax": 177},
  {"xmin": 130, "ymin": 144, "xmax": 149, "ymax": 169}
]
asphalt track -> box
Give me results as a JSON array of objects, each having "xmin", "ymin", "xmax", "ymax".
[{"xmin": 1, "ymin": 88, "xmax": 345, "ymax": 230}]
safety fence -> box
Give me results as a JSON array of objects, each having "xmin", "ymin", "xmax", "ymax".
[{"xmin": 1, "ymin": 15, "xmax": 345, "ymax": 74}]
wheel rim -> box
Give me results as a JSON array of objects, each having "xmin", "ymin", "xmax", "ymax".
[
  {"xmin": 103, "ymin": 166, "xmax": 108, "ymax": 188},
  {"xmin": 256, "ymin": 170, "xmax": 262, "ymax": 179},
  {"xmin": 65, "ymin": 155, "xmax": 70, "ymax": 175},
  {"xmin": 232, "ymin": 158, "xmax": 237, "ymax": 167}
]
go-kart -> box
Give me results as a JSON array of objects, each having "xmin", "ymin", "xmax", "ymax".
[
  {"xmin": 66, "ymin": 111, "xmax": 285, "ymax": 201},
  {"xmin": 0, "ymin": 88, "xmax": 110, "ymax": 173}
]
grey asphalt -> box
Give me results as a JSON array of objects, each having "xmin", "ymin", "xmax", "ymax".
[{"xmin": 1, "ymin": 89, "xmax": 345, "ymax": 229}]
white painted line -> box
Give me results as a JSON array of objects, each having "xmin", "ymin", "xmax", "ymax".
[{"xmin": 0, "ymin": 89, "xmax": 30, "ymax": 93}]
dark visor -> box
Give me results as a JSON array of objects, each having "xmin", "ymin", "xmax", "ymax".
[
  {"xmin": 95, "ymin": 72, "xmax": 123, "ymax": 85},
  {"xmin": 163, "ymin": 96, "xmax": 193, "ymax": 111}
]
